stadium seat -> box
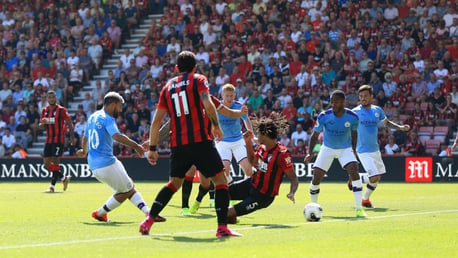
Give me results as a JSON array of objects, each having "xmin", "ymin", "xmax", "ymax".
[
  {"xmin": 433, "ymin": 135, "xmax": 446, "ymax": 142},
  {"xmin": 425, "ymin": 148, "xmax": 439, "ymax": 156},
  {"xmin": 419, "ymin": 135, "xmax": 432, "ymax": 144},
  {"xmin": 418, "ymin": 126, "xmax": 433, "ymax": 143},
  {"xmin": 399, "ymin": 114, "xmax": 410, "ymax": 122},
  {"xmin": 404, "ymin": 102, "xmax": 415, "ymax": 114},
  {"xmin": 425, "ymin": 139, "xmax": 441, "ymax": 149},
  {"xmin": 418, "ymin": 126, "xmax": 433, "ymax": 136},
  {"xmin": 433, "ymin": 126, "xmax": 449, "ymax": 137}
]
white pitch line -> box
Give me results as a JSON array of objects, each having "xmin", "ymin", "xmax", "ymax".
[{"xmin": 1, "ymin": 209, "xmax": 457, "ymax": 251}]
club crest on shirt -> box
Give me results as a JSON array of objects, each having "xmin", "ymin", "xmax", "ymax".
[
  {"xmin": 345, "ymin": 121, "xmax": 350, "ymax": 127},
  {"xmin": 285, "ymin": 156, "xmax": 292, "ymax": 166},
  {"xmin": 375, "ymin": 112, "xmax": 380, "ymax": 118}
]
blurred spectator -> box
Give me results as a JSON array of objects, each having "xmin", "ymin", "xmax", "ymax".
[
  {"xmin": 10, "ymin": 144, "xmax": 27, "ymax": 159},
  {"xmin": 2, "ymin": 128, "xmax": 15, "ymax": 155},
  {"xmin": 385, "ymin": 135, "xmax": 401, "ymax": 155},
  {"xmin": 88, "ymin": 38, "xmax": 103, "ymax": 70},
  {"xmin": 0, "ymin": 137, "xmax": 5, "ymax": 157},
  {"xmin": 74, "ymin": 114, "xmax": 87, "ymax": 139},
  {"xmin": 292, "ymin": 139, "xmax": 307, "ymax": 156},
  {"xmin": 403, "ymin": 131, "xmax": 424, "ymax": 156},
  {"xmin": 290, "ymin": 124, "xmax": 309, "ymax": 148},
  {"xmin": 107, "ymin": 19, "xmax": 122, "ymax": 50},
  {"xmin": 15, "ymin": 116, "xmax": 32, "ymax": 148}
]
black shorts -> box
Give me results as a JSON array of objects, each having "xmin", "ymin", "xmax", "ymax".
[
  {"xmin": 229, "ymin": 178, "xmax": 275, "ymax": 217},
  {"xmin": 43, "ymin": 143, "xmax": 64, "ymax": 157},
  {"xmin": 170, "ymin": 140, "xmax": 224, "ymax": 179}
]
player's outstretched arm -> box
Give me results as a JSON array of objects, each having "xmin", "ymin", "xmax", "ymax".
[
  {"xmin": 147, "ymin": 108, "xmax": 167, "ymax": 165},
  {"xmin": 452, "ymin": 134, "xmax": 458, "ymax": 151},
  {"xmin": 383, "ymin": 118, "xmax": 410, "ymax": 132},
  {"xmin": 218, "ymin": 104, "xmax": 248, "ymax": 118},
  {"xmin": 201, "ymin": 91, "xmax": 223, "ymax": 141},
  {"xmin": 243, "ymin": 130, "xmax": 257, "ymax": 166},
  {"xmin": 113, "ymin": 133, "xmax": 145, "ymax": 157},
  {"xmin": 284, "ymin": 168, "xmax": 298, "ymax": 203},
  {"xmin": 351, "ymin": 130, "xmax": 357, "ymax": 153},
  {"xmin": 304, "ymin": 131, "xmax": 319, "ymax": 164},
  {"xmin": 76, "ymin": 135, "xmax": 88, "ymax": 157}
]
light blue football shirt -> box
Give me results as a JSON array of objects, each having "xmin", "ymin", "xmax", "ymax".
[
  {"xmin": 84, "ymin": 110, "xmax": 119, "ymax": 170},
  {"xmin": 352, "ymin": 104, "xmax": 386, "ymax": 153},
  {"xmin": 218, "ymin": 101, "xmax": 248, "ymax": 142},
  {"xmin": 313, "ymin": 108, "xmax": 359, "ymax": 149}
]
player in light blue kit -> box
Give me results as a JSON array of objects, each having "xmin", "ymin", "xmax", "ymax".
[
  {"xmin": 304, "ymin": 90, "xmax": 366, "ymax": 217},
  {"xmin": 352, "ymin": 85, "xmax": 410, "ymax": 208},
  {"xmin": 77, "ymin": 92, "xmax": 154, "ymax": 222},
  {"xmin": 188, "ymin": 84, "xmax": 253, "ymax": 213},
  {"xmin": 216, "ymin": 84, "xmax": 254, "ymax": 182}
]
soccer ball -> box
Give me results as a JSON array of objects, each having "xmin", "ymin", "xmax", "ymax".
[{"xmin": 303, "ymin": 202, "xmax": 322, "ymax": 222}]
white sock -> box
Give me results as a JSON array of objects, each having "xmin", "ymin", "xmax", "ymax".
[
  {"xmin": 359, "ymin": 173, "xmax": 369, "ymax": 183},
  {"xmin": 129, "ymin": 192, "xmax": 149, "ymax": 214},
  {"xmin": 310, "ymin": 182, "xmax": 320, "ymax": 203},
  {"xmin": 351, "ymin": 179, "xmax": 363, "ymax": 209},
  {"xmin": 363, "ymin": 182, "xmax": 378, "ymax": 200},
  {"xmin": 98, "ymin": 196, "xmax": 121, "ymax": 215}
]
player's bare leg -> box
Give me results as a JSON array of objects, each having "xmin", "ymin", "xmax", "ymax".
[
  {"xmin": 345, "ymin": 162, "xmax": 366, "ymax": 217},
  {"xmin": 310, "ymin": 167, "xmax": 326, "ymax": 203}
]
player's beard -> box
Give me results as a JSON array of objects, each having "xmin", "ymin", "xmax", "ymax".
[{"xmin": 113, "ymin": 108, "xmax": 120, "ymax": 118}]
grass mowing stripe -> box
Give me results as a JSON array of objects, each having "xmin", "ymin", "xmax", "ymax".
[{"xmin": 2, "ymin": 209, "xmax": 457, "ymax": 251}]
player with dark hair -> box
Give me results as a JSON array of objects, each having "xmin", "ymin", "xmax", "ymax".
[
  {"xmin": 39, "ymin": 90, "xmax": 74, "ymax": 193},
  {"xmin": 226, "ymin": 112, "xmax": 298, "ymax": 223},
  {"xmin": 352, "ymin": 85, "xmax": 410, "ymax": 208},
  {"xmin": 77, "ymin": 92, "xmax": 155, "ymax": 222},
  {"xmin": 140, "ymin": 51, "xmax": 241, "ymax": 237},
  {"xmin": 157, "ymin": 99, "xmax": 248, "ymax": 216},
  {"xmin": 304, "ymin": 90, "xmax": 366, "ymax": 217}
]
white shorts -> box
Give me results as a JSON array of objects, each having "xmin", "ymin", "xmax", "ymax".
[
  {"xmin": 313, "ymin": 145, "xmax": 358, "ymax": 172},
  {"xmin": 215, "ymin": 139, "xmax": 247, "ymax": 163},
  {"xmin": 357, "ymin": 151, "xmax": 386, "ymax": 177},
  {"xmin": 92, "ymin": 159, "xmax": 134, "ymax": 194}
]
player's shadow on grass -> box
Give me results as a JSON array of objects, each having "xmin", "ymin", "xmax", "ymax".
[
  {"xmin": 248, "ymin": 223, "xmax": 295, "ymax": 229},
  {"xmin": 324, "ymin": 216, "xmax": 366, "ymax": 220},
  {"xmin": 151, "ymin": 235, "xmax": 224, "ymax": 243},
  {"xmin": 189, "ymin": 214, "xmax": 214, "ymax": 220},
  {"xmin": 43, "ymin": 192, "xmax": 64, "ymax": 194},
  {"xmin": 371, "ymin": 207, "xmax": 389, "ymax": 212},
  {"xmin": 82, "ymin": 221, "xmax": 135, "ymax": 226}
]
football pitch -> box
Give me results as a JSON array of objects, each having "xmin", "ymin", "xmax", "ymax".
[{"xmin": 0, "ymin": 182, "xmax": 457, "ymax": 258}]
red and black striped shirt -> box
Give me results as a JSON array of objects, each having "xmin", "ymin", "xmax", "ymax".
[
  {"xmin": 251, "ymin": 143, "xmax": 294, "ymax": 198},
  {"xmin": 40, "ymin": 104, "xmax": 71, "ymax": 144},
  {"xmin": 158, "ymin": 73, "xmax": 213, "ymax": 147}
]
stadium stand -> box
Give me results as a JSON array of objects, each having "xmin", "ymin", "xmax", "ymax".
[{"xmin": 0, "ymin": 0, "xmax": 457, "ymax": 158}]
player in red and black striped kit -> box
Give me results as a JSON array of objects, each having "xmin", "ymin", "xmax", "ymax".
[
  {"xmin": 39, "ymin": 91, "xmax": 74, "ymax": 193},
  {"xmin": 227, "ymin": 113, "xmax": 299, "ymax": 223},
  {"xmin": 139, "ymin": 51, "xmax": 241, "ymax": 237}
]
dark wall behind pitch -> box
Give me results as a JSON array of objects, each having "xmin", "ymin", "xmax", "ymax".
[{"xmin": 1, "ymin": 156, "xmax": 457, "ymax": 182}]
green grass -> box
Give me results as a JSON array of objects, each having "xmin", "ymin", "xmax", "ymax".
[{"xmin": 0, "ymin": 182, "xmax": 457, "ymax": 258}]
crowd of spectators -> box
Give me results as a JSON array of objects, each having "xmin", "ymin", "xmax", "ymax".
[{"xmin": 1, "ymin": 0, "xmax": 458, "ymax": 158}]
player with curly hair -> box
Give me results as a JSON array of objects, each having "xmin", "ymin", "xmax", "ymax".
[{"xmin": 226, "ymin": 112, "xmax": 299, "ymax": 223}]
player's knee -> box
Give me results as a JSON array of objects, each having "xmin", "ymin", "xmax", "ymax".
[
  {"xmin": 370, "ymin": 175, "xmax": 381, "ymax": 184},
  {"xmin": 311, "ymin": 168, "xmax": 325, "ymax": 182},
  {"xmin": 344, "ymin": 162, "xmax": 359, "ymax": 173}
]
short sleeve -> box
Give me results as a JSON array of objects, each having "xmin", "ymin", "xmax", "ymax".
[{"xmin": 313, "ymin": 113, "xmax": 324, "ymax": 132}]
